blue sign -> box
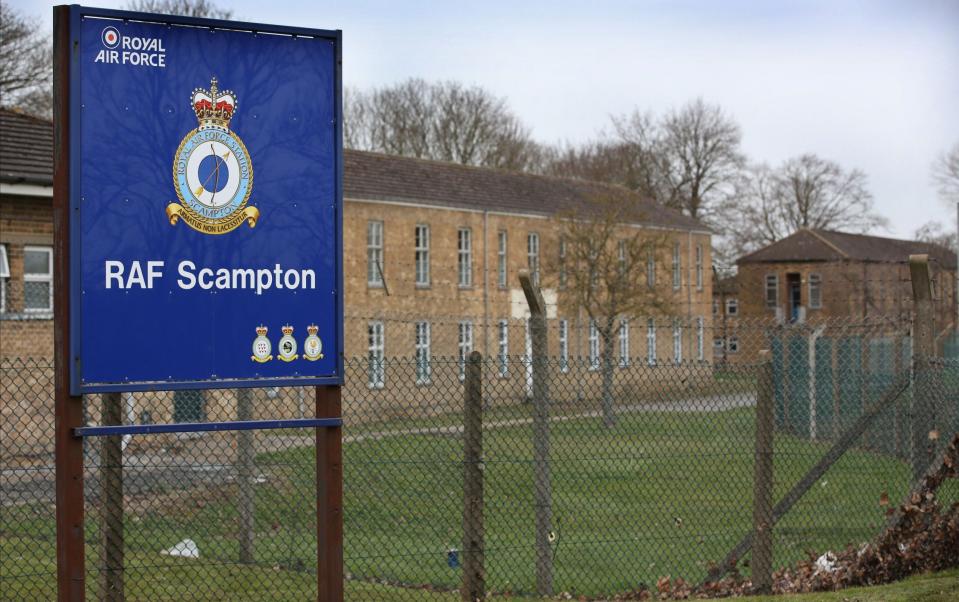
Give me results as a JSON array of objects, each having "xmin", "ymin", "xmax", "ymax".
[{"xmin": 65, "ymin": 6, "xmax": 342, "ymax": 393}]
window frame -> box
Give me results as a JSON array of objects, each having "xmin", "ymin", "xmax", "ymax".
[
  {"xmin": 367, "ymin": 321, "xmax": 385, "ymax": 389},
  {"xmin": 727, "ymin": 336, "xmax": 740, "ymax": 354},
  {"xmin": 765, "ymin": 274, "xmax": 779, "ymax": 309},
  {"xmin": 458, "ymin": 227, "xmax": 473, "ymax": 288},
  {"xmin": 558, "ymin": 319, "xmax": 569, "ymax": 373},
  {"xmin": 366, "ymin": 221, "xmax": 384, "ymax": 288},
  {"xmin": 588, "ymin": 320, "xmax": 600, "ymax": 371},
  {"xmin": 527, "ymin": 232, "xmax": 540, "ymax": 286},
  {"xmin": 646, "ymin": 248, "xmax": 656, "ymax": 288},
  {"xmin": 696, "ymin": 316, "xmax": 704, "ymax": 361},
  {"xmin": 497, "ymin": 230, "xmax": 508, "ymax": 288},
  {"xmin": 726, "ymin": 298, "xmax": 739, "ymax": 316},
  {"xmin": 458, "ymin": 320, "xmax": 473, "ymax": 381},
  {"xmin": 558, "ymin": 236, "xmax": 567, "ymax": 289},
  {"xmin": 414, "ymin": 224, "xmax": 430, "ymax": 287},
  {"xmin": 646, "ymin": 318, "xmax": 656, "ymax": 366},
  {"xmin": 618, "ymin": 318, "xmax": 630, "ymax": 368},
  {"xmin": 808, "ymin": 273, "xmax": 822, "ymax": 309},
  {"xmin": 414, "ymin": 321, "xmax": 432, "ymax": 385},
  {"xmin": 23, "ymin": 245, "xmax": 54, "ymax": 314},
  {"xmin": 695, "ymin": 244, "xmax": 704, "ymax": 290},
  {"xmin": 672, "ymin": 320, "xmax": 683, "ymax": 365},
  {"xmin": 497, "ymin": 319, "xmax": 509, "ymax": 377},
  {"xmin": 0, "ymin": 244, "xmax": 8, "ymax": 314}
]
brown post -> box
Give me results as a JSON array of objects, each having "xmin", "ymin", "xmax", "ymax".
[
  {"xmin": 53, "ymin": 6, "xmax": 86, "ymax": 601},
  {"xmin": 99, "ymin": 393, "xmax": 124, "ymax": 602},
  {"xmin": 316, "ymin": 385, "xmax": 344, "ymax": 602},
  {"xmin": 751, "ymin": 351, "xmax": 774, "ymax": 594},
  {"xmin": 519, "ymin": 271, "xmax": 553, "ymax": 596},
  {"xmin": 909, "ymin": 255, "xmax": 936, "ymax": 481},
  {"xmin": 237, "ymin": 388, "xmax": 255, "ymax": 564},
  {"xmin": 462, "ymin": 351, "xmax": 485, "ymax": 602}
]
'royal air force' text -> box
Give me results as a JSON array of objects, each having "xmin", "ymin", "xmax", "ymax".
[
  {"xmin": 104, "ymin": 261, "xmax": 317, "ymax": 296},
  {"xmin": 95, "ymin": 36, "xmax": 167, "ymax": 67}
]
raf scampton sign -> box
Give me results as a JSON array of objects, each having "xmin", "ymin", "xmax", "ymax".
[{"xmin": 64, "ymin": 6, "xmax": 342, "ymax": 393}]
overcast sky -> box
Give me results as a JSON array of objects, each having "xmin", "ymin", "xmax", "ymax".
[{"xmin": 12, "ymin": 0, "xmax": 959, "ymax": 239}]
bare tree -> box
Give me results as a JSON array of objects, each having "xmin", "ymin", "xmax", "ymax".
[
  {"xmin": 913, "ymin": 221, "xmax": 957, "ymax": 251},
  {"xmin": 0, "ymin": 2, "xmax": 52, "ymax": 118},
  {"xmin": 553, "ymin": 193, "xmax": 674, "ymax": 427},
  {"xmin": 932, "ymin": 142, "xmax": 959, "ymax": 205},
  {"xmin": 345, "ymin": 78, "xmax": 541, "ymax": 171},
  {"xmin": 125, "ymin": 0, "xmax": 233, "ymax": 18},
  {"xmin": 724, "ymin": 154, "xmax": 888, "ymax": 259},
  {"xmin": 659, "ymin": 98, "xmax": 744, "ymax": 221}
]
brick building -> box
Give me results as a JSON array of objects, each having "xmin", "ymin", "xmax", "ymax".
[{"xmin": 716, "ymin": 228, "xmax": 958, "ymax": 363}]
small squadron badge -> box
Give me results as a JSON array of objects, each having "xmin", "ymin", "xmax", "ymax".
[
  {"xmin": 251, "ymin": 325, "xmax": 272, "ymax": 363},
  {"xmin": 277, "ymin": 324, "xmax": 299, "ymax": 362},
  {"xmin": 303, "ymin": 324, "xmax": 324, "ymax": 361},
  {"xmin": 167, "ymin": 76, "xmax": 259, "ymax": 235}
]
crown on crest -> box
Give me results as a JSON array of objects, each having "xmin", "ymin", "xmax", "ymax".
[
  {"xmin": 192, "ymin": 76, "xmax": 237, "ymax": 130},
  {"xmin": 307, "ymin": 324, "xmax": 319, "ymax": 336},
  {"xmin": 255, "ymin": 325, "xmax": 268, "ymax": 336},
  {"xmin": 281, "ymin": 324, "xmax": 294, "ymax": 336}
]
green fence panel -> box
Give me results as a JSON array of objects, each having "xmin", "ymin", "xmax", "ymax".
[
  {"xmin": 772, "ymin": 334, "xmax": 786, "ymax": 430},
  {"xmin": 867, "ymin": 338, "xmax": 895, "ymax": 454},
  {"xmin": 837, "ymin": 337, "xmax": 863, "ymax": 435},
  {"xmin": 814, "ymin": 337, "xmax": 834, "ymax": 440},
  {"xmin": 787, "ymin": 334, "xmax": 809, "ymax": 438}
]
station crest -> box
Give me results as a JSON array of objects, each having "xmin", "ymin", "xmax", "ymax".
[{"xmin": 167, "ymin": 77, "xmax": 259, "ymax": 235}]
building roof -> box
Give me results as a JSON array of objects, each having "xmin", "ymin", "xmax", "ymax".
[
  {"xmin": 0, "ymin": 108, "xmax": 705, "ymax": 232},
  {"xmin": 0, "ymin": 109, "xmax": 54, "ymax": 185},
  {"xmin": 738, "ymin": 228, "xmax": 957, "ymax": 270}
]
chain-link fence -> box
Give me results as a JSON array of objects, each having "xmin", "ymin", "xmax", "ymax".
[{"xmin": 1, "ymin": 314, "xmax": 957, "ymax": 600}]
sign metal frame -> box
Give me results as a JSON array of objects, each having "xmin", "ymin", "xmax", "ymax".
[{"xmin": 64, "ymin": 4, "xmax": 344, "ymax": 395}]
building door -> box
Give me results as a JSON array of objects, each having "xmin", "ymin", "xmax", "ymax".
[{"xmin": 787, "ymin": 273, "xmax": 802, "ymax": 322}]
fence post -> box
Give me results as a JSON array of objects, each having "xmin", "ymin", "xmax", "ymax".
[
  {"xmin": 751, "ymin": 351, "xmax": 774, "ymax": 594},
  {"xmin": 237, "ymin": 388, "xmax": 255, "ymax": 564},
  {"xmin": 99, "ymin": 392, "xmax": 124, "ymax": 602},
  {"xmin": 519, "ymin": 271, "xmax": 553, "ymax": 596},
  {"xmin": 462, "ymin": 351, "xmax": 485, "ymax": 602},
  {"xmin": 909, "ymin": 255, "xmax": 936, "ymax": 481}
]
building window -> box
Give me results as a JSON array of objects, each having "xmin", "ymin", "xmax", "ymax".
[
  {"xmin": 497, "ymin": 230, "xmax": 508, "ymax": 288},
  {"xmin": 415, "ymin": 224, "xmax": 430, "ymax": 287},
  {"xmin": 646, "ymin": 318, "xmax": 656, "ymax": 366},
  {"xmin": 558, "ymin": 237, "xmax": 567, "ymax": 289},
  {"xmin": 727, "ymin": 336, "xmax": 740, "ymax": 354},
  {"xmin": 527, "ymin": 232, "xmax": 540, "ymax": 286},
  {"xmin": 588, "ymin": 320, "xmax": 600, "ymax": 370},
  {"xmin": 458, "ymin": 228, "xmax": 472, "ymax": 287},
  {"xmin": 458, "ymin": 321, "xmax": 474, "ymax": 381},
  {"xmin": 497, "ymin": 320, "xmax": 509, "ymax": 377},
  {"xmin": 367, "ymin": 221, "xmax": 384, "ymax": 287},
  {"xmin": 558, "ymin": 319, "xmax": 569, "ymax": 373},
  {"xmin": 695, "ymin": 244, "xmax": 703, "ymax": 290},
  {"xmin": 696, "ymin": 317, "xmax": 704, "ymax": 361},
  {"xmin": 415, "ymin": 321, "xmax": 431, "ymax": 385},
  {"xmin": 672, "ymin": 242, "xmax": 681, "ymax": 290},
  {"xmin": 809, "ymin": 273, "xmax": 822, "ymax": 309},
  {"xmin": 765, "ymin": 274, "xmax": 778, "ymax": 308},
  {"xmin": 367, "ymin": 321, "xmax": 385, "ymax": 388},
  {"xmin": 618, "ymin": 319, "xmax": 630, "ymax": 368},
  {"xmin": 647, "ymin": 248, "xmax": 656, "ymax": 288},
  {"xmin": 712, "ymin": 299, "xmax": 719, "ymax": 316},
  {"xmin": 726, "ymin": 298, "xmax": 739, "ymax": 315},
  {"xmin": 0, "ymin": 244, "xmax": 9, "ymax": 313},
  {"xmin": 23, "ymin": 246, "xmax": 53, "ymax": 313},
  {"xmin": 714, "ymin": 337, "xmax": 725, "ymax": 352},
  {"xmin": 672, "ymin": 320, "xmax": 682, "ymax": 365}
]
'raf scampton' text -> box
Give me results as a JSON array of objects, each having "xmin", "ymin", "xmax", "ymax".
[{"xmin": 104, "ymin": 260, "xmax": 316, "ymax": 296}]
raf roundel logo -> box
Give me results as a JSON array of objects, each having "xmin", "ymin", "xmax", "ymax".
[
  {"xmin": 101, "ymin": 26, "xmax": 120, "ymax": 49},
  {"xmin": 166, "ymin": 76, "xmax": 259, "ymax": 235}
]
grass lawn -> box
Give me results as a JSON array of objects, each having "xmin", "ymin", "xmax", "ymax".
[{"xmin": 3, "ymin": 405, "xmax": 955, "ymax": 600}]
